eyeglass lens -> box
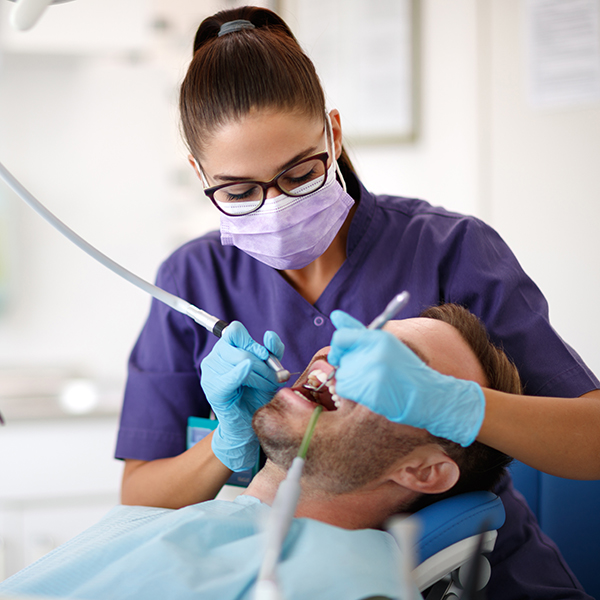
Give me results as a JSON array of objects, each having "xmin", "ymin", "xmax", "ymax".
[{"xmin": 213, "ymin": 155, "xmax": 327, "ymax": 216}]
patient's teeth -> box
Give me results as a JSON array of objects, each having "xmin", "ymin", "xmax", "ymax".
[
  {"xmin": 294, "ymin": 390, "xmax": 309, "ymax": 400},
  {"xmin": 313, "ymin": 370, "xmax": 328, "ymax": 383},
  {"xmin": 306, "ymin": 373, "xmax": 320, "ymax": 388}
]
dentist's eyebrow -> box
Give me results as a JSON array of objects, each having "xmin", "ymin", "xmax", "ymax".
[{"xmin": 213, "ymin": 144, "xmax": 321, "ymax": 183}]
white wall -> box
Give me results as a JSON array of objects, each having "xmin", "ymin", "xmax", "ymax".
[
  {"xmin": 486, "ymin": 0, "xmax": 600, "ymax": 377},
  {"xmin": 350, "ymin": 0, "xmax": 483, "ymax": 218},
  {"xmin": 0, "ymin": 54, "xmax": 172, "ymax": 383}
]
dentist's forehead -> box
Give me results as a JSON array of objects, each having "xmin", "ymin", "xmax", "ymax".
[{"xmin": 198, "ymin": 109, "xmax": 324, "ymax": 180}]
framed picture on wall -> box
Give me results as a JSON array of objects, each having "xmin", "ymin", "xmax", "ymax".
[{"xmin": 278, "ymin": 0, "xmax": 418, "ymax": 143}]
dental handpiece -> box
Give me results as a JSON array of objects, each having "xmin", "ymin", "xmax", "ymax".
[{"xmin": 0, "ymin": 161, "xmax": 290, "ymax": 383}]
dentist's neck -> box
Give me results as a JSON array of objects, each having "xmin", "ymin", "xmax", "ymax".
[{"xmin": 280, "ymin": 202, "xmax": 357, "ymax": 305}]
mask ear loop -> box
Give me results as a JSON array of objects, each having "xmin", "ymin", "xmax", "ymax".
[
  {"xmin": 192, "ymin": 157, "xmax": 210, "ymax": 188},
  {"xmin": 326, "ymin": 111, "xmax": 347, "ymax": 194}
]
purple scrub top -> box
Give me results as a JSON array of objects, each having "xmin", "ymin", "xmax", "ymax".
[{"xmin": 117, "ymin": 173, "xmax": 598, "ymax": 599}]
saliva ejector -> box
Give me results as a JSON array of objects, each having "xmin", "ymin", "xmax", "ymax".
[{"xmin": 0, "ymin": 161, "xmax": 290, "ymax": 383}]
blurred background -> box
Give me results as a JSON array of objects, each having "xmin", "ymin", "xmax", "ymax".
[{"xmin": 0, "ymin": 0, "xmax": 598, "ymax": 579}]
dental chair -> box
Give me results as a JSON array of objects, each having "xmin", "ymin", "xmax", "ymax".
[{"xmin": 389, "ymin": 491, "xmax": 505, "ymax": 599}]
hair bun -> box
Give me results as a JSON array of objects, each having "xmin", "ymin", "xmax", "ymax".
[{"xmin": 192, "ymin": 6, "xmax": 297, "ymax": 55}]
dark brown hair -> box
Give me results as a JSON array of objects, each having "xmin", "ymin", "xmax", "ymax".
[
  {"xmin": 408, "ymin": 304, "xmax": 522, "ymax": 511},
  {"xmin": 179, "ymin": 6, "xmax": 355, "ymax": 173}
]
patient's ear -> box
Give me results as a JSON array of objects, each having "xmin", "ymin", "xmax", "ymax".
[{"xmin": 388, "ymin": 445, "xmax": 460, "ymax": 494}]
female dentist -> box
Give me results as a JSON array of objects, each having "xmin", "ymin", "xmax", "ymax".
[{"xmin": 116, "ymin": 6, "xmax": 599, "ymax": 599}]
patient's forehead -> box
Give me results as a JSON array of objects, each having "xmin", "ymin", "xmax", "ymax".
[
  {"xmin": 383, "ymin": 318, "xmax": 487, "ymax": 386},
  {"xmin": 311, "ymin": 317, "xmax": 487, "ymax": 387}
]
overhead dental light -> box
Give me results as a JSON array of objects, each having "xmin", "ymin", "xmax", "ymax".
[{"xmin": 6, "ymin": 0, "xmax": 76, "ymax": 31}]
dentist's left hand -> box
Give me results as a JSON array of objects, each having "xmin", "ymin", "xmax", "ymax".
[
  {"xmin": 201, "ymin": 322, "xmax": 285, "ymax": 472},
  {"xmin": 327, "ymin": 310, "xmax": 485, "ymax": 447}
]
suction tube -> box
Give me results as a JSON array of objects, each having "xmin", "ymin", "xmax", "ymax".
[
  {"xmin": 254, "ymin": 405, "xmax": 323, "ymax": 599},
  {"xmin": 0, "ymin": 161, "xmax": 223, "ymax": 334},
  {"xmin": 0, "ymin": 161, "xmax": 290, "ymax": 382}
]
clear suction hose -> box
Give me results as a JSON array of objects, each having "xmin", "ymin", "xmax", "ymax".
[
  {"xmin": 0, "ymin": 161, "xmax": 222, "ymax": 332},
  {"xmin": 0, "ymin": 160, "xmax": 290, "ymax": 381}
]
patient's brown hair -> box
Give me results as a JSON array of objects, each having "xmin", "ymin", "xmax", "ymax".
[{"xmin": 407, "ymin": 304, "xmax": 522, "ymax": 511}]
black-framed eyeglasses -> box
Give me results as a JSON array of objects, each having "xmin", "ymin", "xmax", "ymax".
[{"xmin": 203, "ymin": 152, "xmax": 329, "ymax": 217}]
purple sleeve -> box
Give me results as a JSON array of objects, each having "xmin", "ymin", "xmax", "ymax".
[{"xmin": 115, "ymin": 260, "xmax": 211, "ymax": 461}]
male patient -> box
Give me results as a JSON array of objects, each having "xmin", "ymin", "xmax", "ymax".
[{"xmin": 0, "ymin": 304, "xmax": 520, "ymax": 600}]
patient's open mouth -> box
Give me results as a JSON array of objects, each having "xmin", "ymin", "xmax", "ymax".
[{"xmin": 292, "ymin": 367, "xmax": 339, "ymax": 411}]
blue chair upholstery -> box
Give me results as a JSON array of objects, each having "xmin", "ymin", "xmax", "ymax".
[
  {"xmin": 409, "ymin": 492, "xmax": 505, "ymax": 565},
  {"xmin": 510, "ymin": 461, "xmax": 600, "ymax": 598},
  {"xmin": 388, "ymin": 492, "xmax": 505, "ymax": 595}
]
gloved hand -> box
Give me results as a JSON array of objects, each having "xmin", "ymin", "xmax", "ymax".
[
  {"xmin": 200, "ymin": 321, "xmax": 285, "ymax": 471},
  {"xmin": 327, "ymin": 310, "xmax": 485, "ymax": 447}
]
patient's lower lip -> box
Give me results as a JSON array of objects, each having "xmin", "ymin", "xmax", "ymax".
[
  {"xmin": 283, "ymin": 386, "xmax": 334, "ymax": 412},
  {"xmin": 293, "ymin": 390, "xmax": 313, "ymax": 403},
  {"xmin": 292, "ymin": 384, "xmax": 337, "ymax": 412},
  {"xmin": 279, "ymin": 387, "xmax": 316, "ymax": 408}
]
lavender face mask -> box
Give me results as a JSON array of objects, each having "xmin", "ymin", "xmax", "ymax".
[{"xmin": 219, "ymin": 162, "xmax": 354, "ymax": 270}]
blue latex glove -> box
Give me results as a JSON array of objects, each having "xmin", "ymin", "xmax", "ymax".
[
  {"xmin": 327, "ymin": 310, "xmax": 485, "ymax": 447},
  {"xmin": 200, "ymin": 321, "xmax": 285, "ymax": 471}
]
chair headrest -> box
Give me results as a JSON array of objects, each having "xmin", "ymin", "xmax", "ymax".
[{"xmin": 405, "ymin": 491, "xmax": 505, "ymax": 563}]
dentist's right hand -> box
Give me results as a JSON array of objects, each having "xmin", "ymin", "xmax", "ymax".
[
  {"xmin": 327, "ymin": 310, "xmax": 485, "ymax": 447},
  {"xmin": 201, "ymin": 322, "xmax": 284, "ymax": 472}
]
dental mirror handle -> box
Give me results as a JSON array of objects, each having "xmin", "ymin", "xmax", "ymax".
[
  {"xmin": 314, "ymin": 291, "xmax": 411, "ymax": 391},
  {"xmin": 367, "ymin": 291, "xmax": 410, "ymax": 330},
  {"xmin": 0, "ymin": 160, "xmax": 290, "ymax": 382}
]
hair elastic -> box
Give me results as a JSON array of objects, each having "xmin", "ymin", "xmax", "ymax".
[
  {"xmin": 325, "ymin": 111, "xmax": 347, "ymax": 193},
  {"xmin": 218, "ymin": 19, "xmax": 256, "ymax": 37}
]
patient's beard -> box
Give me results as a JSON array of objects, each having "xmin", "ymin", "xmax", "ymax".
[
  {"xmin": 252, "ymin": 397, "xmax": 303, "ymax": 474},
  {"xmin": 253, "ymin": 397, "xmax": 425, "ymax": 495}
]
